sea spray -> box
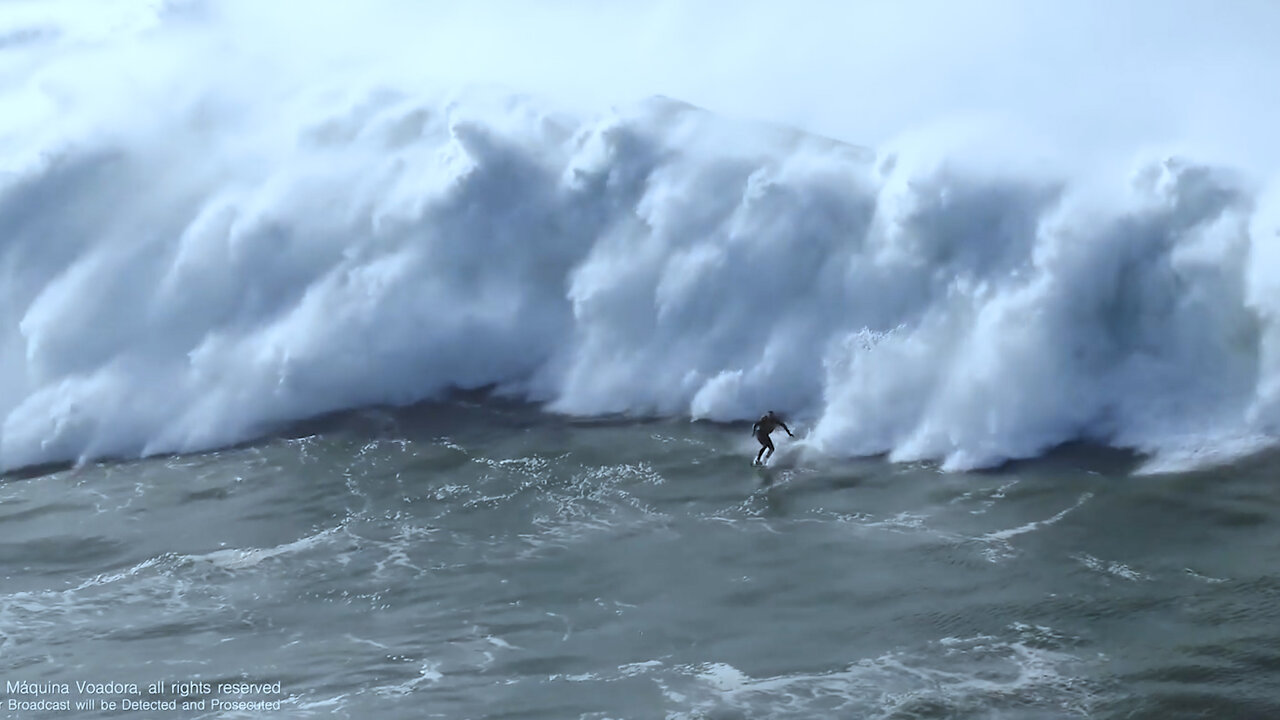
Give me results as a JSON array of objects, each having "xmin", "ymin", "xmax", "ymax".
[{"xmin": 1, "ymin": 5, "xmax": 1277, "ymax": 473}]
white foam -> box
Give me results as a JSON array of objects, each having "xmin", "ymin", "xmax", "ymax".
[
  {"xmin": 1073, "ymin": 553, "xmax": 1153, "ymax": 582},
  {"xmin": 1, "ymin": 5, "xmax": 1278, "ymax": 473},
  {"xmin": 191, "ymin": 527, "xmax": 341, "ymax": 570},
  {"xmin": 597, "ymin": 627, "xmax": 1099, "ymax": 718}
]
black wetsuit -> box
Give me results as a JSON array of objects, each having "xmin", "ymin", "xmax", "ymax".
[{"xmin": 752, "ymin": 413, "xmax": 792, "ymax": 463}]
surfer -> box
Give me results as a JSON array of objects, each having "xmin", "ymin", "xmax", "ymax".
[{"xmin": 752, "ymin": 410, "xmax": 793, "ymax": 465}]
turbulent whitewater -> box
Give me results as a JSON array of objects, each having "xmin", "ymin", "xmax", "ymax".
[{"xmin": 2, "ymin": 6, "xmax": 1279, "ymax": 473}]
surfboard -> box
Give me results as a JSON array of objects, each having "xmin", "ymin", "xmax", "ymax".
[{"xmin": 753, "ymin": 462, "xmax": 776, "ymax": 486}]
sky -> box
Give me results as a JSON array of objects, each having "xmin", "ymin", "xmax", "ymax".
[
  {"xmin": 267, "ymin": 0, "xmax": 1280, "ymax": 173},
  {"xmin": 5, "ymin": 0, "xmax": 1280, "ymax": 173}
]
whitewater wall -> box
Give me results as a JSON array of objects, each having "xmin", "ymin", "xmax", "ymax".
[{"xmin": 1, "ymin": 5, "xmax": 1278, "ymax": 472}]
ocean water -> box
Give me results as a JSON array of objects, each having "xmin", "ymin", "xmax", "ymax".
[
  {"xmin": 3, "ymin": 3, "xmax": 1280, "ymax": 718},
  {"xmin": 3, "ymin": 400, "xmax": 1280, "ymax": 719}
]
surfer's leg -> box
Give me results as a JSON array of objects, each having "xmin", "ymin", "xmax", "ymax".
[
  {"xmin": 757, "ymin": 433, "xmax": 774, "ymax": 463},
  {"xmin": 754, "ymin": 432, "xmax": 771, "ymax": 464}
]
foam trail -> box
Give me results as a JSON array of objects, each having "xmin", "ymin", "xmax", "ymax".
[{"xmin": 1, "ymin": 2, "xmax": 1278, "ymax": 473}]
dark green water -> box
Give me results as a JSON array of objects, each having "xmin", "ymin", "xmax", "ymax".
[{"xmin": 2, "ymin": 401, "xmax": 1279, "ymax": 719}]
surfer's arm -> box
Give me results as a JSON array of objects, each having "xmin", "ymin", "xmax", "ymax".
[
  {"xmin": 751, "ymin": 421, "xmax": 760, "ymax": 434},
  {"xmin": 781, "ymin": 422, "xmax": 793, "ymax": 437}
]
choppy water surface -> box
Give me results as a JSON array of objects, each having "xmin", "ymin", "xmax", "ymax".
[{"xmin": 2, "ymin": 402, "xmax": 1279, "ymax": 719}]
